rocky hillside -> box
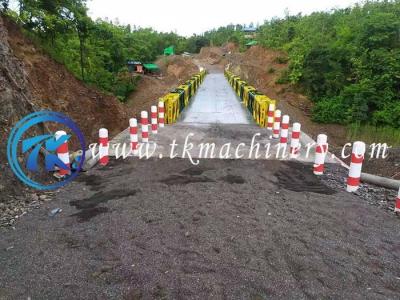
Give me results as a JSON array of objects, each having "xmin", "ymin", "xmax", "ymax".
[
  {"xmin": 0, "ymin": 16, "xmax": 37, "ymax": 198},
  {"xmin": 0, "ymin": 16, "xmax": 129, "ymax": 199},
  {"xmin": 3, "ymin": 17, "xmax": 128, "ymax": 141}
]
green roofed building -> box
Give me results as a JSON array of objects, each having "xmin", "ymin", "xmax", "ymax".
[
  {"xmin": 164, "ymin": 46, "xmax": 175, "ymax": 56},
  {"xmin": 143, "ymin": 63, "xmax": 160, "ymax": 74},
  {"xmin": 245, "ymin": 40, "xmax": 258, "ymax": 47}
]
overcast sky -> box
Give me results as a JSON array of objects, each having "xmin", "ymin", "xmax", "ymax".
[{"xmin": 87, "ymin": 0, "xmax": 360, "ymax": 36}]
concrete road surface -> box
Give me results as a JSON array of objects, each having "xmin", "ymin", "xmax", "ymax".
[
  {"xmin": 180, "ymin": 73, "xmax": 253, "ymax": 124},
  {"xmin": 105, "ymin": 73, "xmax": 335, "ymax": 164}
]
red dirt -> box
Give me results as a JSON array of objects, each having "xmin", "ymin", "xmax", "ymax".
[
  {"xmin": 126, "ymin": 55, "xmax": 199, "ymax": 118},
  {"xmin": 3, "ymin": 18, "xmax": 201, "ymax": 143},
  {"xmin": 4, "ymin": 18, "xmax": 128, "ymax": 146},
  {"xmin": 225, "ymin": 45, "xmax": 348, "ymax": 146},
  {"xmin": 197, "ymin": 44, "xmax": 399, "ymax": 178}
]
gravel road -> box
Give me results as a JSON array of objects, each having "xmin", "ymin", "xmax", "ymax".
[{"xmin": 1, "ymin": 158, "xmax": 399, "ymax": 299}]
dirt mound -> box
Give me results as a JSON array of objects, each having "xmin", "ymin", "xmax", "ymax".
[
  {"xmin": 4, "ymin": 17, "xmax": 127, "ymax": 142},
  {"xmin": 0, "ymin": 16, "xmax": 128, "ymax": 202},
  {"xmin": 0, "ymin": 16, "xmax": 37, "ymax": 198},
  {"xmin": 222, "ymin": 42, "xmax": 238, "ymax": 53},
  {"xmin": 157, "ymin": 55, "xmax": 198, "ymax": 81},
  {"xmin": 202, "ymin": 44, "xmax": 399, "ymax": 177},
  {"xmin": 225, "ymin": 45, "xmax": 348, "ymax": 146},
  {"xmin": 126, "ymin": 55, "xmax": 199, "ymax": 117},
  {"xmin": 198, "ymin": 47, "xmax": 225, "ymax": 65}
]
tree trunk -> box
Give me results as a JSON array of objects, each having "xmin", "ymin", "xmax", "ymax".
[{"xmin": 78, "ymin": 34, "xmax": 85, "ymax": 81}]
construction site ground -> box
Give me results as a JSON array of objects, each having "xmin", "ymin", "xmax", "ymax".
[
  {"xmin": 1, "ymin": 18, "xmax": 399, "ymax": 300},
  {"xmin": 1, "ymin": 158, "xmax": 399, "ymax": 299},
  {"xmin": 1, "ymin": 66, "xmax": 400, "ymax": 299}
]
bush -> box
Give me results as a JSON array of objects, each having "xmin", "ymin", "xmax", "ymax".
[
  {"xmin": 113, "ymin": 72, "xmax": 140, "ymax": 102},
  {"xmin": 257, "ymin": 1, "xmax": 400, "ymax": 128},
  {"xmin": 311, "ymin": 97, "xmax": 348, "ymax": 124}
]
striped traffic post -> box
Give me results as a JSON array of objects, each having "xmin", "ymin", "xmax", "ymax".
[
  {"xmin": 273, "ymin": 110, "xmax": 282, "ymax": 139},
  {"xmin": 313, "ymin": 134, "xmax": 328, "ymax": 175},
  {"xmin": 55, "ymin": 131, "xmax": 70, "ymax": 177},
  {"xmin": 151, "ymin": 106, "xmax": 158, "ymax": 134},
  {"xmin": 346, "ymin": 141, "xmax": 366, "ymax": 192},
  {"xmin": 158, "ymin": 101, "xmax": 165, "ymax": 128},
  {"xmin": 395, "ymin": 187, "xmax": 400, "ymax": 213},
  {"xmin": 141, "ymin": 111, "xmax": 149, "ymax": 143},
  {"xmin": 99, "ymin": 128, "xmax": 109, "ymax": 166},
  {"xmin": 129, "ymin": 118, "xmax": 139, "ymax": 156},
  {"xmin": 280, "ymin": 115, "xmax": 290, "ymax": 147},
  {"xmin": 290, "ymin": 122, "xmax": 301, "ymax": 157},
  {"xmin": 267, "ymin": 103, "xmax": 275, "ymax": 131}
]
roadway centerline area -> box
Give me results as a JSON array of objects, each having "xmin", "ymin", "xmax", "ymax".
[{"xmin": 180, "ymin": 73, "xmax": 253, "ymax": 124}]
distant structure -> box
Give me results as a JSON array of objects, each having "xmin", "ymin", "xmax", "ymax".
[
  {"xmin": 127, "ymin": 61, "xmax": 160, "ymax": 75},
  {"xmin": 127, "ymin": 61, "xmax": 144, "ymax": 74},
  {"xmin": 164, "ymin": 46, "xmax": 175, "ymax": 56},
  {"xmin": 242, "ymin": 23, "xmax": 257, "ymax": 39},
  {"xmin": 242, "ymin": 23, "xmax": 258, "ymax": 44}
]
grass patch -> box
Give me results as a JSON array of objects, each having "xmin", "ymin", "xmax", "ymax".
[{"xmin": 347, "ymin": 123, "xmax": 400, "ymax": 147}]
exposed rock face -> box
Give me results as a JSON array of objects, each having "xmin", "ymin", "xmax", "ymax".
[
  {"xmin": 0, "ymin": 15, "xmax": 128, "ymax": 201},
  {"xmin": 0, "ymin": 15, "xmax": 36, "ymax": 198}
]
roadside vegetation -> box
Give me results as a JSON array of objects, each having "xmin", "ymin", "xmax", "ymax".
[
  {"xmin": 199, "ymin": 1, "xmax": 400, "ymax": 144},
  {"xmin": 1, "ymin": 0, "xmax": 189, "ymax": 101},
  {"xmin": 257, "ymin": 1, "xmax": 400, "ymax": 131}
]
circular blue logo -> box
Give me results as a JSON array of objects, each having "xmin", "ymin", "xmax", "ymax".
[{"xmin": 7, "ymin": 111, "xmax": 86, "ymax": 190}]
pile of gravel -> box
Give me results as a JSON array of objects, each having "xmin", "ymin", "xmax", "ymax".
[
  {"xmin": 321, "ymin": 164, "xmax": 398, "ymax": 213},
  {"xmin": 0, "ymin": 192, "xmax": 55, "ymax": 228}
]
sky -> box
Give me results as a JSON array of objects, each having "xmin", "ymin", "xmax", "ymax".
[{"xmin": 87, "ymin": 0, "xmax": 361, "ymax": 36}]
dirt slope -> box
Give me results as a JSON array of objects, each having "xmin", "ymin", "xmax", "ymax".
[
  {"xmin": 197, "ymin": 45, "xmax": 348, "ymax": 145},
  {"xmin": 3, "ymin": 17, "xmax": 128, "ymax": 143},
  {"xmin": 126, "ymin": 55, "xmax": 199, "ymax": 118},
  {"xmin": 224, "ymin": 45, "xmax": 348, "ymax": 146},
  {"xmin": 0, "ymin": 16, "xmax": 128, "ymax": 204},
  {"xmin": 0, "ymin": 16, "xmax": 37, "ymax": 198},
  {"xmin": 196, "ymin": 45, "xmax": 399, "ymax": 178}
]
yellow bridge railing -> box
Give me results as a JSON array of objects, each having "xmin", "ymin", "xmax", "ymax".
[
  {"xmin": 159, "ymin": 70, "xmax": 207, "ymax": 124},
  {"xmin": 225, "ymin": 69, "xmax": 277, "ymax": 128}
]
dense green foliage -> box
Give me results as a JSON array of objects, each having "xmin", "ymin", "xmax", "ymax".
[
  {"xmin": 1, "ymin": 0, "xmax": 189, "ymax": 101},
  {"xmin": 0, "ymin": 1, "xmax": 248, "ymax": 101},
  {"xmin": 2, "ymin": 1, "xmax": 399, "ymax": 131},
  {"xmin": 258, "ymin": 0, "xmax": 400, "ymax": 128},
  {"xmin": 203, "ymin": 25, "xmax": 246, "ymax": 49}
]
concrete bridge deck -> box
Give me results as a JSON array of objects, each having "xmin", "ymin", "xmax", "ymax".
[
  {"xmin": 108, "ymin": 73, "xmax": 334, "ymax": 163},
  {"xmin": 180, "ymin": 73, "xmax": 253, "ymax": 124}
]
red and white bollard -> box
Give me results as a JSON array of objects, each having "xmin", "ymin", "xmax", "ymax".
[
  {"xmin": 129, "ymin": 118, "xmax": 139, "ymax": 156},
  {"xmin": 158, "ymin": 101, "xmax": 165, "ymax": 128},
  {"xmin": 313, "ymin": 134, "xmax": 328, "ymax": 176},
  {"xmin": 273, "ymin": 110, "xmax": 282, "ymax": 139},
  {"xmin": 346, "ymin": 141, "xmax": 366, "ymax": 192},
  {"xmin": 151, "ymin": 106, "xmax": 158, "ymax": 134},
  {"xmin": 290, "ymin": 122, "xmax": 301, "ymax": 157},
  {"xmin": 55, "ymin": 131, "xmax": 70, "ymax": 177},
  {"xmin": 99, "ymin": 128, "xmax": 109, "ymax": 166},
  {"xmin": 141, "ymin": 111, "xmax": 149, "ymax": 143},
  {"xmin": 395, "ymin": 187, "xmax": 400, "ymax": 213},
  {"xmin": 280, "ymin": 115, "xmax": 290, "ymax": 147},
  {"xmin": 267, "ymin": 103, "xmax": 275, "ymax": 131}
]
